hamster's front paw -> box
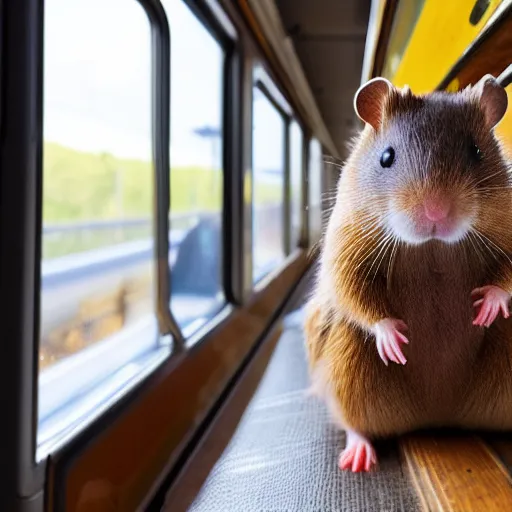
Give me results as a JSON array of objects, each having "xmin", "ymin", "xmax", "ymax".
[
  {"xmin": 371, "ymin": 318, "xmax": 409, "ymax": 366},
  {"xmin": 472, "ymin": 285, "xmax": 511, "ymax": 327}
]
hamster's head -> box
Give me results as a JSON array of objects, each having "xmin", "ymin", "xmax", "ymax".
[{"xmin": 350, "ymin": 74, "xmax": 509, "ymax": 245}]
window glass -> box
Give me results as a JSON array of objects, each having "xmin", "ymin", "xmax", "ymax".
[
  {"xmin": 381, "ymin": 0, "xmax": 426, "ymax": 81},
  {"xmin": 308, "ymin": 138, "xmax": 323, "ymax": 244},
  {"xmin": 252, "ymin": 87, "xmax": 285, "ymax": 282},
  {"xmin": 289, "ymin": 120, "xmax": 303, "ymax": 249},
  {"xmin": 162, "ymin": 0, "xmax": 225, "ymax": 337},
  {"xmin": 39, "ymin": 0, "xmax": 156, "ymax": 442}
]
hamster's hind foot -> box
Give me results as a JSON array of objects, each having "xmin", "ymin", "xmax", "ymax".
[
  {"xmin": 372, "ymin": 318, "xmax": 409, "ymax": 366},
  {"xmin": 338, "ymin": 430, "xmax": 377, "ymax": 472},
  {"xmin": 472, "ymin": 285, "xmax": 511, "ymax": 327}
]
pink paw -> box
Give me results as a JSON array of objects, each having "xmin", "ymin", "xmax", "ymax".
[
  {"xmin": 472, "ymin": 285, "xmax": 510, "ymax": 327},
  {"xmin": 338, "ymin": 430, "xmax": 377, "ymax": 472},
  {"xmin": 372, "ymin": 318, "xmax": 409, "ymax": 366}
]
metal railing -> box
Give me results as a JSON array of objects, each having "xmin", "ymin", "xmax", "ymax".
[
  {"xmin": 39, "ymin": 204, "xmax": 281, "ymax": 364},
  {"xmin": 41, "ymin": 205, "xmax": 280, "ymax": 284},
  {"xmin": 41, "ymin": 212, "xmax": 202, "ymax": 286},
  {"xmin": 43, "ymin": 211, "xmax": 199, "ymax": 234}
]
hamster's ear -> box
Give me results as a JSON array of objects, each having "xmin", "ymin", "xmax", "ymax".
[
  {"xmin": 354, "ymin": 77, "xmax": 393, "ymax": 130},
  {"xmin": 474, "ymin": 74, "xmax": 508, "ymax": 128}
]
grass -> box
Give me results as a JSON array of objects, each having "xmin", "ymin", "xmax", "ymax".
[
  {"xmin": 43, "ymin": 226, "xmax": 153, "ymax": 259},
  {"xmin": 42, "ymin": 142, "xmax": 282, "ymax": 258},
  {"xmin": 43, "ymin": 142, "xmax": 281, "ymax": 222}
]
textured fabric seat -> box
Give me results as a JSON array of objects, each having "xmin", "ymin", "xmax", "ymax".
[{"xmin": 187, "ymin": 309, "xmax": 420, "ymax": 511}]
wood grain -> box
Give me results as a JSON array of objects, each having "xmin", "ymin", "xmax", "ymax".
[{"xmin": 400, "ymin": 434, "xmax": 512, "ymax": 511}]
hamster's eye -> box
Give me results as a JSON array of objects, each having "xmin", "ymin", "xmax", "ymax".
[
  {"xmin": 380, "ymin": 147, "xmax": 395, "ymax": 168},
  {"xmin": 469, "ymin": 141, "xmax": 482, "ymax": 162}
]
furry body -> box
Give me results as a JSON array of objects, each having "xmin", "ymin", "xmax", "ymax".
[{"xmin": 305, "ymin": 77, "xmax": 512, "ymax": 467}]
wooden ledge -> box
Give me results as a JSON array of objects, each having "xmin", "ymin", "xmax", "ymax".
[{"xmin": 400, "ymin": 434, "xmax": 512, "ymax": 511}]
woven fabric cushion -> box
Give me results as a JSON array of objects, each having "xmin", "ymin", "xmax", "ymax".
[{"xmin": 188, "ymin": 309, "xmax": 420, "ymax": 512}]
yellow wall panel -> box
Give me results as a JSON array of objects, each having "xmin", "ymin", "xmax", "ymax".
[
  {"xmin": 390, "ymin": 0, "xmax": 503, "ymax": 93},
  {"xmin": 496, "ymin": 84, "xmax": 512, "ymax": 157}
]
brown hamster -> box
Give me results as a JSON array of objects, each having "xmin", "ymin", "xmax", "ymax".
[{"xmin": 305, "ymin": 74, "xmax": 512, "ymax": 473}]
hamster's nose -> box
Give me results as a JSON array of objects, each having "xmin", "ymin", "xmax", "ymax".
[{"xmin": 423, "ymin": 198, "xmax": 451, "ymax": 222}]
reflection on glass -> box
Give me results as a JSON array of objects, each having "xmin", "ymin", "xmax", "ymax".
[
  {"xmin": 308, "ymin": 138, "xmax": 323, "ymax": 244},
  {"xmin": 163, "ymin": 0, "xmax": 225, "ymax": 336},
  {"xmin": 290, "ymin": 120, "xmax": 303, "ymax": 248},
  {"xmin": 252, "ymin": 87, "xmax": 285, "ymax": 282},
  {"xmin": 381, "ymin": 0, "xmax": 426, "ymax": 80},
  {"xmin": 40, "ymin": 0, "xmax": 154, "ymax": 372}
]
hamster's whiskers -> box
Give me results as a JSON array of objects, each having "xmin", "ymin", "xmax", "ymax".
[
  {"xmin": 386, "ymin": 237, "xmax": 400, "ymax": 287},
  {"xmin": 476, "ymin": 187, "xmax": 512, "ymax": 196},
  {"xmin": 471, "ymin": 227, "xmax": 512, "ymax": 267},
  {"xmin": 356, "ymin": 230, "xmax": 396, "ymax": 282},
  {"xmin": 471, "ymin": 169, "xmax": 507, "ymax": 188},
  {"xmin": 465, "ymin": 230, "xmax": 487, "ymax": 265},
  {"xmin": 345, "ymin": 226, "xmax": 388, "ymax": 270},
  {"xmin": 370, "ymin": 234, "xmax": 397, "ymax": 284}
]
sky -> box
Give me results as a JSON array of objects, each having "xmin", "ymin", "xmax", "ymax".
[{"xmin": 44, "ymin": 0, "xmax": 284, "ymax": 170}]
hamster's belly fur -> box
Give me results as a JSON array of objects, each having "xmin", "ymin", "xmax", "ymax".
[
  {"xmin": 387, "ymin": 244, "xmax": 484, "ymax": 420},
  {"xmin": 311, "ymin": 242, "xmax": 498, "ymax": 437}
]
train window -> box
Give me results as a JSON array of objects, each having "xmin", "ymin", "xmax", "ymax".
[
  {"xmin": 163, "ymin": 0, "xmax": 225, "ymax": 337},
  {"xmin": 38, "ymin": 0, "xmax": 163, "ymax": 453},
  {"xmin": 252, "ymin": 86, "xmax": 286, "ymax": 282},
  {"xmin": 308, "ymin": 138, "xmax": 323, "ymax": 244},
  {"xmin": 289, "ymin": 120, "xmax": 303, "ymax": 249}
]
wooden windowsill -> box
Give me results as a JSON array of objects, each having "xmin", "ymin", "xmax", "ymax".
[{"xmin": 400, "ymin": 433, "xmax": 512, "ymax": 511}]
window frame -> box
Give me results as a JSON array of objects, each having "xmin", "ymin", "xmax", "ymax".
[
  {"xmin": 36, "ymin": 0, "xmax": 242, "ymax": 459},
  {"xmin": 34, "ymin": 0, "xmax": 181, "ymax": 460},
  {"xmin": 176, "ymin": 0, "xmax": 243, "ymax": 309},
  {"xmin": 251, "ymin": 69, "xmax": 309, "ymax": 255},
  {"xmin": 167, "ymin": 0, "xmax": 239, "ymax": 341},
  {"xmin": 45, "ymin": 1, "xmax": 245, "ymax": 499},
  {"xmin": 251, "ymin": 64, "xmax": 295, "ymax": 286},
  {"xmin": 288, "ymin": 117, "xmax": 307, "ymax": 250},
  {"xmin": 307, "ymin": 136, "xmax": 325, "ymax": 246},
  {"xmin": 0, "ymin": 0, "xmax": 312, "ymax": 509},
  {"xmin": 40, "ymin": 0, "xmax": 240, "ymax": 466},
  {"xmin": 0, "ymin": 0, "xmax": 47, "ymax": 506}
]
